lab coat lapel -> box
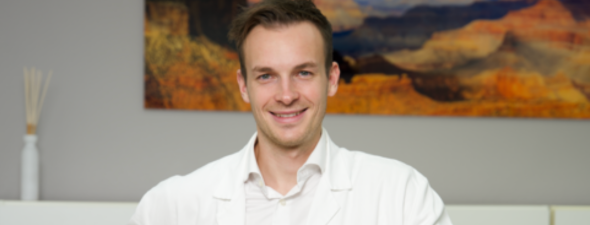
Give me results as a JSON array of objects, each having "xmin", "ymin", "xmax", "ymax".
[
  {"xmin": 213, "ymin": 134, "xmax": 256, "ymax": 225},
  {"xmin": 306, "ymin": 175, "xmax": 341, "ymax": 225},
  {"xmin": 213, "ymin": 163, "xmax": 246, "ymax": 225},
  {"xmin": 306, "ymin": 132, "xmax": 352, "ymax": 225},
  {"xmin": 215, "ymin": 190, "xmax": 245, "ymax": 225}
]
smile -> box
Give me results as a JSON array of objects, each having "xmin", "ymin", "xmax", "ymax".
[{"xmin": 271, "ymin": 108, "xmax": 307, "ymax": 118}]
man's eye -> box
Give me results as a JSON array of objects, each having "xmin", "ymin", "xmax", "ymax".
[
  {"xmin": 299, "ymin": 71, "xmax": 312, "ymax": 76},
  {"xmin": 258, "ymin": 74, "xmax": 271, "ymax": 80}
]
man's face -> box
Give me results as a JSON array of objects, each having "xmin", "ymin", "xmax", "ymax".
[{"xmin": 237, "ymin": 21, "xmax": 340, "ymax": 149}]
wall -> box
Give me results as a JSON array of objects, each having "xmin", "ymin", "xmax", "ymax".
[{"xmin": 1, "ymin": 0, "xmax": 589, "ymax": 204}]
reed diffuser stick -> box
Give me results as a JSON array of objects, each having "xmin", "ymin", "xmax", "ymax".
[
  {"xmin": 31, "ymin": 71, "xmax": 38, "ymax": 129},
  {"xmin": 23, "ymin": 67, "xmax": 51, "ymax": 134},
  {"xmin": 23, "ymin": 68, "xmax": 31, "ymax": 127},
  {"xmin": 36, "ymin": 71, "xmax": 52, "ymax": 124}
]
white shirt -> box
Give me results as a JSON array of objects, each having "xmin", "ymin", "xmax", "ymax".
[
  {"xmin": 129, "ymin": 128, "xmax": 453, "ymax": 225},
  {"xmin": 244, "ymin": 131, "xmax": 327, "ymax": 225}
]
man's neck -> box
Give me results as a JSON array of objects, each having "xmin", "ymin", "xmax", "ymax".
[{"xmin": 254, "ymin": 130, "xmax": 322, "ymax": 195}]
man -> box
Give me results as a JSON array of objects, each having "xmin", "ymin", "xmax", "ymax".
[{"xmin": 130, "ymin": 0, "xmax": 452, "ymax": 224}]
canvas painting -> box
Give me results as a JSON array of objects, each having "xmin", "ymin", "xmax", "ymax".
[{"xmin": 144, "ymin": 0, "xmax": 590, "ymax": 118}]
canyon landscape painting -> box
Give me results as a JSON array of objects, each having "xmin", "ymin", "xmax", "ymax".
[{"xmin": 144, "ymin": 0, "xmax": 590, "ymax": 118}]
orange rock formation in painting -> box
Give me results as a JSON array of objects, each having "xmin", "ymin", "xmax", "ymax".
[
  {"xmin": 341, "ymin": 0, "xmax": 590, "ymax": 118},
  {"xmin": 330, "ymin": 71, "xmax": 590, "ymax": 118},
  {"xmin": 144, "ymin": 2, "xmax": 249, "ymax": 111}
]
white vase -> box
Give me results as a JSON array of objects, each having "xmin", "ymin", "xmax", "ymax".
[{"xmin": 21, "ymin": 134, "xmax": 39, "ymax": 201}]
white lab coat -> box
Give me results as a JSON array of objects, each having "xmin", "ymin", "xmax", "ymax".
[{"xmin": 130, "ymin": 130, "xmax": 453, "ymax": 225}]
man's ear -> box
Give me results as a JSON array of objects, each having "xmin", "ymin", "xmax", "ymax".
[
  {"xmin": 328, "ymin": 61, "xmax": 340, "ymax": 97},
  {"xmin": 236, "ymin": 69, "xmax": 250, "ymax": 103}
]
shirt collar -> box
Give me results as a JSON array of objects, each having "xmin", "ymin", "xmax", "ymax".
[
  {"xmin": 213, "ymin": 128, "xmax": 351, "ymax": 200},
  {"xmin": 243, "ymin": 128, "xmax": 328, "ymax": 182}
]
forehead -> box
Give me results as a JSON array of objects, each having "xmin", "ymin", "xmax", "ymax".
[{"xmin": 242, "ymin": 22, "xmax": 325, "ymax": 73}]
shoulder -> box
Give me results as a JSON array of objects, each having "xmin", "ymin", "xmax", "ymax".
[
  {"xmin": 129, "ymin": 151, "xmax": 242, "ymax": 224},
  {"xmin": 336, "ymin": 147, "xmax": 419, "ymax": 179},
  {"xmin": 158, "ymin": 150, "xmax": 242, "ymax": 195},
  {"xmin": 332, "ymin": 147, "xmax": 434, "ymax": 195},
  {"xmin": 137, "ymin": 152, "xmax": 241, "ymax": 206},
  {"xmin": 339, "ymin": 149, "xmax": 452, "ymax": 224}
]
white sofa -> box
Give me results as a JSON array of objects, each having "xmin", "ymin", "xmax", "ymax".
[
  {"xmin": 1, "ymin": 200, "xmax": 589, "ymax": 225},
  {"xmin": 0, "ymin": 201, "xmax": 136, "ymax": 225}
]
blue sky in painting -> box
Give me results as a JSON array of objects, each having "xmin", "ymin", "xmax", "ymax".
[
  {"xmin": 355, "ymin": 0, "xmax": 497, "ymax": 7},
  {"xmin": 353, "ymin": 0, "xmax": 526, "ymax": 17}
]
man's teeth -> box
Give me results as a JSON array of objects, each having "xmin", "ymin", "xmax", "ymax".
[{"xmin": 275, "ymin": 111, "xmax": 301, "ymax": 118}]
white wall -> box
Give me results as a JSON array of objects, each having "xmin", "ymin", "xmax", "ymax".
[{"xmin": 1, "ymin": 0, "xmax": 589, "ymax": 204}]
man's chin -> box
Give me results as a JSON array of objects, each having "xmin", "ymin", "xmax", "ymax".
[
  {"xmin": 259, "ymin": 123, "xmax": 320, "ymax": 149},
  {"xmin": 267, "ymin": 130, "xmax": 308, "ymax": 149}
]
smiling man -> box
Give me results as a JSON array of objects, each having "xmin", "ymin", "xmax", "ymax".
[{"xmin": 130, "ymin": 0, "xmax": 452, "ymax": 224}]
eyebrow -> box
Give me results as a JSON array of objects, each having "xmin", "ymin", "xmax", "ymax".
[
  {"xmin": 251, "ymin": 66, "xmax": 274, "ymax": 73},
  {"xmin": 293, "ymin": 62, "xmax": 318, "ymax": 71},
  {"xmin": 251, "ymin": 62, "xmax": 318, "ymax": 74}
]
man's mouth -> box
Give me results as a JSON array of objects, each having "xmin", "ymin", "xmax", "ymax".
[{"xmin": 271, "ymin": 108, "xmax": 307, "ymax": 118}]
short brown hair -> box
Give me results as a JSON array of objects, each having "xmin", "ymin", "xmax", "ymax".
[{"xmin": 228, "ymin": 0, "xmax": 333, "ymax": 79}]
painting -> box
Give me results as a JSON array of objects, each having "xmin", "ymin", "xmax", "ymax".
[{"xmin": 144, "ymin": 0, "xmax": 590, "ymax": 118}]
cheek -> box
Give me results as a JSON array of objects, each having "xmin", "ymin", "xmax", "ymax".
[
  {"xmin": 300, "ymin": 82, "xmax": 326, "ymax": 106},
  {"xmin": 249, "ymin": 84, "xmax": 276, "ymax": 110}
]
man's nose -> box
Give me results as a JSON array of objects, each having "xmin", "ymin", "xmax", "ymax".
[{"xmin": 275, "ymin": 77, "xmax": 299, "ymax": 105}]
